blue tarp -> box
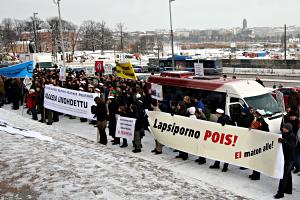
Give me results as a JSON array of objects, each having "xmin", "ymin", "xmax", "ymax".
[{"xmin": 0, "ymin": 61, "xmax": 34, "ymax": 78}]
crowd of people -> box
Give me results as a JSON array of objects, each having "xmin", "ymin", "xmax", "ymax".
[{"xmin": 0, "ymin": 68, "xmax": 300, "ymax": 199}]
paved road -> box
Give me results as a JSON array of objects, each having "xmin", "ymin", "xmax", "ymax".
[{"xmin": 225, "ymin": 73, "xmax": 300, "ymax": 87}]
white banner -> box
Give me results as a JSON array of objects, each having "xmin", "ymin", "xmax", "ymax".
[
  {"xmin": 194, "ymin": 63, "xmax": 204, "ymax": 76},
  {"xmin": 147, "ymin": 111, "xmax": 284, "ymax": 179},
  {"xmin": 151, "ymin": 83, "xmax": 163, "ymax": 101},
  {"xmin": 44, "ymin": 85, "xmax": 98, "ymax": 119},
  {"xmin": 115, "ymin": 115, "xmax": 136, "ymax": 141},
  {"xmin": 0, "ymin": 119, "xmax": 53, "ymax": 142}
]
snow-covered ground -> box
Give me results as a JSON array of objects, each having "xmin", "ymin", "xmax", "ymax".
[{"xmin": 1, "ymin": 105, "xmax": 300, "ymax": 200}]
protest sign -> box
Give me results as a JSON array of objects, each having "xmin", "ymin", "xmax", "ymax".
[
  {"xmin": 147, "ymin": 111, "xmax": 284, "ymax": 179},
  {"xmin": 44, "ymin": 85, "xmax": 98, "ymax": 119},
  {"xmin": 115, "ymin": 115, "xmax": 136, "ymax": 141},
  {"xmin": 151, "ymin": 83, "xmax": 163, "ymax": 101},
  {"xmin": 115, "ymin": 61, "xmax": 137, "ymax": 80}
]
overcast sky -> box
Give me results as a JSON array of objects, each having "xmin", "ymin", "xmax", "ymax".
[{"xmin": 0, "ymin": 0, "xmax": 299, "ymax": 31}]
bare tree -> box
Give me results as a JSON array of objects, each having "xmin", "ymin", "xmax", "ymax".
[
  {"xmin": 1, "ymin": 18, "xmax": 17, "ymax": 52},
  {"xmin": 78, "ymin": 20, "xmax": 113, "ymax": 52},
  {"xmin": 47, "ymin": 17, "xmax": 76, "ymax": 56},
  {"xmin": 116, "ymin": 23, "xmax": 126, "ymax": 52}
]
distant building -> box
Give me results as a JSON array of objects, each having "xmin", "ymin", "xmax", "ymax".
[{"xmin": 243, "ymin": 18, "xmax": 248, "ymax": 30}]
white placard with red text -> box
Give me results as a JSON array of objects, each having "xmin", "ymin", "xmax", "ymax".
[
  {"xmin": 146, "ymin": 111, "xmax": 284, "ymax": 179},
  {"xmin": 115, "ymin": 115, "xmax": 136, "ymax": 141}
]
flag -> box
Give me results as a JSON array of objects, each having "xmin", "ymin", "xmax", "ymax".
[
  {"xmin": 115, "ymin": 61, "xmax": 137, "ymax": 80},
  {"xmin": 95, "ymin": 61, "xmax": 104, "ymax": 73}
]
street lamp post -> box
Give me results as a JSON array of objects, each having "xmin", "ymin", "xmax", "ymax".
[
  {"xmin": 33, "ymin": 12, "xmax": 38, "ymax": 53},
  {"xmin": 169, "ymin": 0, "xmax": 175, "ymax": 71},
  {"xmin": 53, "ymin": 0, "xmax": 66, "ymax": 69}
]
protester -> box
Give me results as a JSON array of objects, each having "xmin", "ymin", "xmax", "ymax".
[
  {"xmin": 210, "ymin": 108, "xmax": 234, "ymax": 172},
  {"xmin": 151, "ymin": 99, "xmax": 163, "ymax": 154},
  {"xmin": 108, "ymin": 95, "xmax": 120, "ymax": 145},
  {"xmin": 194, "ymin": 107, "xmax": 207, "ymax": 165},
  {"xmin": 175, "ymin": 101, "xmax": 189, "ymax": 160},
  {"xmin": 129, "ymin": 104, "xmax": 143, "ymax": 153},
  {"xmin": 10, "ymin": 79, "xmax": 21, "ymax": 110},
  {"xmin": 294, "ymin": 121, "xmax": 300, "ymax": 174},
  {"xmin": 0, "ymin": 76, "xmax": 5, "ymax": 107},
  {"xmin": 238, "ymin": 107, "xmax": 254, "ymax": 128},
  {"xmin": 118, "ymin": 105, "xmax": 128, "ymax": 148},
  {"xmin": 93, "ymin": 97, "xmax": 108, "ymax": 145},
  {"xmin": 288, "ymin": 88, "xmax": 300, "ymax": 114},
  {"xmin": 274, "ymin": 123, "xmax": 297, "ymax": 199},
  {"xmin": 249, "ymin": 109, "xmax": 270, "ymax": 180},
  {"xmin": 27, "ymin": 89, "xmax": 38, "ymax": 120}
]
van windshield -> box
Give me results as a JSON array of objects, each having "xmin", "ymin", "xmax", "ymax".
[{"xmin": 244, "ymin": 93, "xmax": 281, "ymax": 116}]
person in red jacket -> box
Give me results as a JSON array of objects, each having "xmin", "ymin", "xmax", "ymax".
[{"xmin": 27, "ymin": 89, "xmax": 38, "ymax": 120}]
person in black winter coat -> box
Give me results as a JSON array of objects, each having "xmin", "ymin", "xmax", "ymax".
[
  {"xmin": 93, "ymin": 97, "xmax": 108, "ymax": 145},
  {"xmin": 274, "ymin": 123, "xmax": 297, "ymax": 199},
  {"xmin": 10, "ymin": 79, "xmax": 21, "ymax": 110},
  {"xmin": 238, "ymin": 107, "xmax": 255, "ymax": 128},
  {"xmin": 210, "ymin": 108, "xmax": 235, "ymax": 172},
  {"xmin": 129, "ymin": 104, "xmax": 143, "ymax": 153},
  {"xmin": 108, "ymin": 96, "xmax": 120, "ymax": 145}
]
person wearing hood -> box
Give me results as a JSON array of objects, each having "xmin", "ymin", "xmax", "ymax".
[{"xmin": 274, "ymin": 123, "xmax": 297, "ymax": 199}]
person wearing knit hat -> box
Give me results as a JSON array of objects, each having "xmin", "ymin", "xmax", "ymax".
[
  {"xmin": 210, "ymin": 108, "xmax": 235, "ymax": 172},
  {"xmin": 27, "ymin": 88, "xmax": 38, "ymax": 120},
  {"xmin": 274, "ymin": 123, "xmax": 297, "ymax": 199},
  {"xmin": 187, "ymin": 107, "xmax": 197, "ymax": 119},
  {"xmin": 29, "ymin": 89, "xmax": 35, "ymax": 93}
]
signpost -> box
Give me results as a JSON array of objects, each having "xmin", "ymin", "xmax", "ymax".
[{"xmin": 194, "ymin": 63, "xmax": 204, "ymax": 76}]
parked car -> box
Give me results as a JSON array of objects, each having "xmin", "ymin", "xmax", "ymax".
[
  {"xmin": 271, "ymin": 87, "xmax": 300, "ymax": 108},
  {"xmin": 134, "ymin": 66, "xmax": 142, "ymax": 73},
  {"xmin": 148, "ymin": 65, "xmax": 165, "ymax": 72}
]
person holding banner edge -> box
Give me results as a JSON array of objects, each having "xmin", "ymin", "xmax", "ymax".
[{"xmin": 274, "ymin": 123, "xmax": 297, "ymax": 199}]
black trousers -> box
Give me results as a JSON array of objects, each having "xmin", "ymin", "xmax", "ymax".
[{"xmin": 277, "ymin": 161, "xmax": 293, "ymax": 195}]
